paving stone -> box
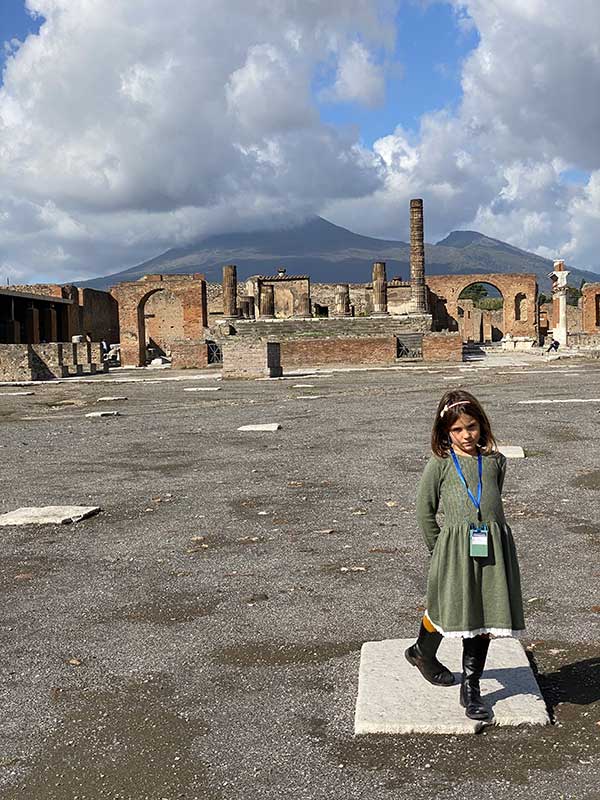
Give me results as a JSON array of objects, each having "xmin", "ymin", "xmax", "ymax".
[
  {"xmin": 0, "ymin": 506, "xmax": 101, "ymax": 526},
  {"xmin": 292, "ymin": 384, "xmax": 315, "ymax": 388},
  {"xmin": 355, "ymin": 637, "xmax": 549, "ymax": 735},
  {"xmin": 237, "ymin": 423, "xmax": 281, "ymax": 432},
  {"xmin": 96, "ymin": 396, "xmax": 128, "ymax": 402},
  {"xmin": 184, "ymin": 387, "xmax": 222, "ymax": 392},
  {"xmin": 498, "ymin": 445, "xmax": 525, "ymax": 458},
  {"xmin": 85, "ymin": 411, "xmax": 121, "ymax": 418},
  {"xmin": 0, "ymin": 391, "xmax": 35, "ymax": 396},
  {"xmin": 295, "ymin": 395, "xmax": 325, "ymax": 400}
]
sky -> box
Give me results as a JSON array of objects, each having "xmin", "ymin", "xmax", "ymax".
[{"xmin": 0, "ymin": 1, "xmax": 599, "ymax": 284}]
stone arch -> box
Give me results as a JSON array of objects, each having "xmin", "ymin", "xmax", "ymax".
[
  {"xmin": 425, "ymin": 273, "xmax": 538, "ymax": 342},
  {"xmin": 111, "ymin": 274, "xmax": 208, "ymax": 366},
  {"xmin": 456, "ymin": 281, "xmax": 504, "ymax": 343}
]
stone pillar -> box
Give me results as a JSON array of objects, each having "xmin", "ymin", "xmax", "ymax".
[
  {"xmin": 26, "ymin": 306, "xmax": 40, "ymax": 344},
  {"xmin": 295, "ymin": 292, "xmax": 311, "ymax": 318},
  {"xmin": 222, "ymin": 264, "xmax": 238, "ymax": 319},
  {"xmin": 550, "ymin": 259, "xmax": 569, "ymax": 347},
  {"xmin": 372, "ymin": 262, "xmax": 388, "ymax": 315},
  {"xmin": 41, "ymin": 306, "xmax": 58, "ymax": 342},
  {"xmin": 260, "ymin": 283, "xmax": 275, "ymax": 319},
  {"xmin": 410, "ymin": 198, "xmax": 427, "ymax": 312},
  {"xmin": 333, "ymin": 284, "xmax": 351, "ymax": 317}
]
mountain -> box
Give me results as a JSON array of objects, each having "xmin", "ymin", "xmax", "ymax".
[{"xmin": 79, "ymin": 216, "xmax": 600, "ymax": 292}]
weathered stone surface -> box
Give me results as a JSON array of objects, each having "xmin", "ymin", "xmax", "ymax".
[
  {"xmin": 85, "ymin": 410, "xmax": 120, "ymax": 418},
  {"xmin": 355, "ymin": 638, "xmax": 549, "ymax": 735},
  {"xmin": 0, "ymin": 506, "xmax": 101, "ymax": 526},
  {"xmin": 295, "ymin": 395, "xmax": 325, "ymax": 399},
  {"xmin": 237, "ymin": 423, "xmax": 281, "ymax": 432},
  {"xmin": 498, "ymin": 445, "xmax": 525, "ymax": 458},
  {"xmin": 97, "ymin": 396, "xmax": 128, "ymax": 402},
  {"xmin": 184, "ymin": 387, "xmax": 221, "ymax": 392}
]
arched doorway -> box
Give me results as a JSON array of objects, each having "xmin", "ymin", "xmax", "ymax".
[{"xmin": 457, "ymin": 282, "xmax": 504, "ymax": 343}]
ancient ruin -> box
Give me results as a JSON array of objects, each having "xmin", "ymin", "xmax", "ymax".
[{"xmin": 2, "ymin": 198, "xmax": 600, "ymax": 381}]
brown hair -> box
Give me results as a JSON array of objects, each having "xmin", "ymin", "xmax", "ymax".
[{"xmin": 431, "ymin": 389, "xmax": 497, "ymax": 457}]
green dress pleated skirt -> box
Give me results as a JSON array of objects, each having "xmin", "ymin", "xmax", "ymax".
[{"xmin": 416, "ymin": 451, "xmax": 525, "ymax": 638}]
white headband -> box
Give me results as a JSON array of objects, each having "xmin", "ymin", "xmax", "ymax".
[{"xmin": 440, "ymin": 400, "xmax": 469, "ymax": 418}]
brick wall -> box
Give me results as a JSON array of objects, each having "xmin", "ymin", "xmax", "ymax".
[
  {"xmin": 422, "ymin": 332, "xmax": 463, "ymax": 362},
  {"xmin": 222, "ymin": 340, "xmax": 282, "ymax": 379},
  {"xmin": 279, "ymin": 337, "xmax": 397, "ymax": 368},
  {"xmin": 79, "ymin": 288, "xmax": 120, "ymax": 344},
  {"xmin": 170, "ymin": 340, "xmax": 209, "ymax": 369}
]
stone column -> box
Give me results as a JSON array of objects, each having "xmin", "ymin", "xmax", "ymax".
[
  {"xmin": 550, "ymin": 259, "xmax": 569, "ymax": 347},
  {"xmin": 41, "ymin": 306, "xmax": 58, "ymax": 342},
  {"xmin": 26, "ymin": 306, "xmax": 40, "ymax": 343},
  {"xmin": 372, "ymin": 262, "xmax": 388, "ymax": 314},
  {"xmin": 333, "ymin": 284, "xmax": 351, "ymax": 317},
  {"xmin": 222, "ymin": 264, "xmax": 238, "ymax": 319},
  {"xmin": 260, "ymin": 283, "xmax": 275, "ymax": 319},
  {"xmin": 410, "ymin": 198, "xmax": 427, "ymax": 312}
]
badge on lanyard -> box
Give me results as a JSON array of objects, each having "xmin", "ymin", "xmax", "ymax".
[{"xmin": 450, "ymin": 449, "xmax": 489, "ymax": 559}]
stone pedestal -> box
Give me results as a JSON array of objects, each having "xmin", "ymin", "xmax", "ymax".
[
  {"xmin": 410, "ymin": 198, "xmax": 427, "ymax": 313},
  {"xmin": 372, "ymin": 262, "xmax": 388, "ymax": 314},
  {"xmin": 260, "ymin": 284, "xmax": 275, "ymax": 319},
  {"xmin": 222, "ymin": 264, "xmax": 238, "ymax": 319}
]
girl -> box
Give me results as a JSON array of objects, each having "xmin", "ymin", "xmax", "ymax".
[{"xmin": 405, "ymin": 389, "xmax": 525, "ymax": 721}]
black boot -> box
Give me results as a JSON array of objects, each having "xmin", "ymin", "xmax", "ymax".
[
  {"xmin": 460, "ymin": 635, "xmax": 492, "ymax": 720},
  {"xmin": 405, "ymin": 622, "xmax": 455, "ymax": 686}
]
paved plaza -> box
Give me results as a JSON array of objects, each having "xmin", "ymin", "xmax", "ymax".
[{"xmin": 0, "ymin": 355, "xmax": 599, "ymax": 799}]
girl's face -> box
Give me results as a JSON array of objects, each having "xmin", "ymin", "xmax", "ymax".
[{"xmin": 448, "ymin": 413, "xmax": 481, "ymax": 456}]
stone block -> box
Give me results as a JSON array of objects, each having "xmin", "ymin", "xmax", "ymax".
[
  {"xmin": 498, "ymin": 445, "xmax": 525, "ymax": 458},
  {"xmin": 237, "ymin": 423, "xmax": 281, "ymax": 432},
  {"xmin": 0, "ymin": 506, "xmax": 101, "ymax": 526},
  {"xmin": 355, "ymin": 638, "xmax": 549, "ymax": 735}
]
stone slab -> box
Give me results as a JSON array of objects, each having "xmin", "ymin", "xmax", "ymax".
[
  {"xmin": 184, "ymin": 387, "xmax": 222, "ymax": 392},
  {"xmin": 0, "ymin": 391, "xmax": 35, "ymax": 396},
  {"xmin": 237, "ymin": 423, "xmax": 281, "ymax": 432},
  {"xmin": 97, "ymin": 396, "xmax": 128, "ymax": 402},
  {"xmin": 85, "ymin": 411, "xmax": 120, "ymax": 418},
  {"xmin": 498, "ymin": 445, "xmax": 525, "ymax": 458},
  {"xmin": 355, "ymin": 638, "xmax": 549, "ymax": 735},
  {"xmin": 292, "ymin": 384, "xmax": 315, "ymax": 388},
  {"xmin": 0, "ymin": 506, "xmax": 101, "ymax": 526},
  {"xmin": 295, "ymin": 395, "xmax": 325, "ymax": 400}
]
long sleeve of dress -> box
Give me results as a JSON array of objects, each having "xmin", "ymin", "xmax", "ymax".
[
  {"xmin": 497, "ymin": 453, "xmax": 507, "ymax": 493},
  {"xmin": 416, "ymin": 457, "xmax": 442, "ymax": 554}
]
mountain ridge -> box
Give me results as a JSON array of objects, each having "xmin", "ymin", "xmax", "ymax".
[{"xmin": 79, "ymin": 216, "xmax": 600, "ymax": 291}]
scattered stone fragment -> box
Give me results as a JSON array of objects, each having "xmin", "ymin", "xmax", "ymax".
[
  {"xmin": 85, "ymin": 411, "xmax": 120, "ymax": 418},
  {"xmin": 355, "ymin": 638, "xmax": 550, "ymax": 735},
  {"xmin": 184, "ymin": 387, "xmax": 222, "ymax": 392},
  {"xmin": 292, "ymin": 384, "xmax": 315, "ymax": 388},
  {"xmin": 315, "ymin": 529, "xmax": 335, "ymax": 534},
  {"xmin": 296, "ymin": 395, "xmax": 325, "ymax": 400},
  {"xmin": 498, "ymin": 445, "xmax": 525, "ymax": 458},
  {"xmin": 385, "ymin": 500, "xmax": 398, "ymax": 507},
  {"xmin": 340, "ymin": 566, "xmax": 367, "ymax": 573},
  {"xmin": 0, "ymin": 506, "xmax": 101, "ymax": 526},
  {"xmin": 351, "ymin": 509, "xmax": 367, "ymax": 516},
  {"xmin": 0, "ymin": 391, "xmax": 34, "ymax": 396},
  {"xmin": 66, "ymin": 658, "xmax": 83, "ymax": 667},
  {"xmin": 237, "ymin": 423, "xmax": 281, "ymax": 432},
  {"xmin": 257, "ymin": 511, "xmax": 268, "ymax": 516},
  {"xmin": 97, "ymin": 396, "xmax": 128, "ymax": 402},
  {"xmin": 287, "ymin": 481, "xmax": 304, "ymax": 487}
]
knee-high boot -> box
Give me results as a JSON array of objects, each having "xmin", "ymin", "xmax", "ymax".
[
  {"xmin": 405, "ymin": 621, "xmax": 455, "ymax": 686},
  {"xmin": 460, "ymin": 635, "xmax": 492, "ymax": 720}
]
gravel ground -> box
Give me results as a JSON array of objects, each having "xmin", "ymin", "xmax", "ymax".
[{"xmin": 0, "ymin": 357, "xmax": 599, "ymax": 800}]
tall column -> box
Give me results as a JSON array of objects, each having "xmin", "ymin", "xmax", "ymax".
[
  {"xmin": 372, "ymin": 262, "xmax": 388, "ymax": 314},
  {"xmin": 333, "ymin": 284, "xmax": 351, "ymax": 317},
  {"xmin": 550, "ymin": 259, "xmax": 569, "ymax": 347},
  {"xmin": 222, "ymin": 264, "xmax": 238, "ymax": 319},
  {"xmin": 410, "ymin": 198, "xmax": 427, "ymax": 312},
  {"xmin": 260, "ymin": 284, "xmax": 275, "ymax": 319}
]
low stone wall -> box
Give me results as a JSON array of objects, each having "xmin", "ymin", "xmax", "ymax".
[
  {"xmin": 170, "ymin": 340, "xmax": 210, "ymax": 369},
  {"xmin": 0, "ymin": 342, "xmax": 107, "ymax": 381},
  {"xmin": 422, "ymin": 333, "xmax": 463, "ymax": 362},
  {"xmin": 279, "ymin": 337, "xmax": 397, "ymax": 368},
  {"xmin": 222, "ymin": 340, "xmax": 282, "ymax": 380},
  {"xmin": 567, "ymin": 332, "xmax": 600, "ymax": 348}
]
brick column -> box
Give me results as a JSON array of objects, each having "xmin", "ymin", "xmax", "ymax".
[
  {"xmin": 222, "ymin": 264, "xmax": 238, "ymax": 319},
  {"xmin": 410, "ymin": 198, "xmax": 427, "ymax": 312},
  {"xmin": 26, "ymin": 306, "xmax": 40, "ymax": 343},
  {"xmin": 372, "ymin": 262, "xmax": 388, "ymax": 314},
  {"xmin": 260, "ymin": 284, "xmax": 275, "ymax": 319}
]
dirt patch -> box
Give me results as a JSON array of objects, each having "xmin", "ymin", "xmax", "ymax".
[
  {"xmin": 102, "ymin": 592, "xmax": 220, "ymax": 625},
  {"xmin": 572, "ymin": 470, "xmax": 600, "ymax": 490},
  {"xmin": 6, "ymin": 675, "xmax": 219, "ymax": 800},
  {"xmin": 214, "ymin": 640, "xmax": 363, "ymax": 667},
  {"xmin": 547, "ymin": 426, "xmax": 585, "ymax": 443}
]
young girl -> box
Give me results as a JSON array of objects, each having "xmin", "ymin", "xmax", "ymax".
[{"xmin": 405, "ymin": 389, "xmax": 525, "ymax": 721}]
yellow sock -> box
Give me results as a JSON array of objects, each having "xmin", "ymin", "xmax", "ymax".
[{"xmin": 422, "ymin": 614, "xmax": 437, "ymax": 633}]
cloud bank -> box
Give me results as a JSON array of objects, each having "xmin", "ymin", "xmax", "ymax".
[{"xmin": 1, "ymin": 0, "xmax": 600, "ymax": 282}]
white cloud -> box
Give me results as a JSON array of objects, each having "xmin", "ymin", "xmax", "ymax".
[{"xmin": 323, "ymin": 41, "xmax": 386, "ymax": 107}]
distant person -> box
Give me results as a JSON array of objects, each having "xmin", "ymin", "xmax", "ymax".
[
  {"xmin": 547, "ymin": 339, "xmax": 560, "ymax": 353},
  {"xmin": 404, "ymin": 390, "xmax": 524, "ymax": 721},
  {"xmin": 100, "ymin": 339, "xmax": 109, "ymax": 359}
]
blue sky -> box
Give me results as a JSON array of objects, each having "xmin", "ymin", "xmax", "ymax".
[{"xmin": 0, "ymin": 0, "xmax": 43, "ymax": 63}]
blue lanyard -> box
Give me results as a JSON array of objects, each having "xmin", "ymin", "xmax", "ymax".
[{"xmin": 450, "ymin": 449, "xmax": 483, "ymax": 515}]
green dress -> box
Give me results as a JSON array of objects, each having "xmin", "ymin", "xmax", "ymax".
[{"xmin": 416, "ymin": 451, "xmax": 525, "ymax": 638}]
